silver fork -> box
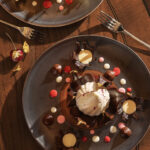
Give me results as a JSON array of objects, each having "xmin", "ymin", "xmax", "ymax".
[
  {"xmin": 97, "ymin": 11, "xmax": 150, "ymax": 49},
  {"xmin": 0, "ymin": 19, "xmax": 45, "ymax": 40}
]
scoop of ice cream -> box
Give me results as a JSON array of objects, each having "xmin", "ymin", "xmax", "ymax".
[{"xmin": 76, "ymin": 82, "xmax": 110, "ymax": 116}]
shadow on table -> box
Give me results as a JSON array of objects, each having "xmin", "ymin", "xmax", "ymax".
[
  {"xmin": 129, "ymin": 46, "xmax": 150, "ymax": 56},
  {"xmin": 79, "ymin": 24, "xmax": 118, "ymax": 40},
  {"xmin": 0, "ymin": 72, "xmax": 43, "ymax": 150},
  {"xmin": 0, "ymin": 6, "xmax": 84, "ymax": 45}
]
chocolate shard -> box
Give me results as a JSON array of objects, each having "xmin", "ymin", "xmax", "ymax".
[
  {"xmin": 80, "ymin": 73, "xmax": 95, "ymax": 84},
  {"xmin": 99, "ymin": 75, "xmax": 107, "ymax": 85}
]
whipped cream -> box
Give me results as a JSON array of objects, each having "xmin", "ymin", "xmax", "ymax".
[{"xmin": 76, "ymin": 82, "xmax": 110, "ymax": 116}]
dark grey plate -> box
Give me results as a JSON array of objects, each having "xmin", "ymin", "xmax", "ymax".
[
  {"xmin": 0, "ymin": 0, "xmax": 103, "ymax": 27},
  {"xmin": 22, "ymin": 35, "xmax": 150, "ymax": 150}
]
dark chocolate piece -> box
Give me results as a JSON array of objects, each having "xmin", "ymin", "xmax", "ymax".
[
  {"xmin": 104, "ymin": 70, "xmax": 116, "ymax": 81},
  {"xmin": 43, "ymin": 113, "xmax": 54, "ymax": 126},
  {"xmin": 51, "ymin": 64, "xmax": 62, "ymax": 75}
]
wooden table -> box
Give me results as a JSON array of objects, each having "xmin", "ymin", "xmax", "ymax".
[{"xmin": 0, "ymin": 0, "xmax": 149, "ymax": 150}]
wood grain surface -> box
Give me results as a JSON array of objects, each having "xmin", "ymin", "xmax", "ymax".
[{"xmin": 0, "ymin": 0, "xmax": 149, "ymax": 150}]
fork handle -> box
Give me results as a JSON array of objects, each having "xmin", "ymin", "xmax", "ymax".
[
  {"xmin": 0, "ymin": 20, "xmax": 20, "ymax": 30},
  {"xmin": 123, "ymin": 29, "xmax": 150, "ymax": 49}
]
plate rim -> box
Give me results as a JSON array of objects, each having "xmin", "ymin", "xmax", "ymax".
[
  {"xmin": 0, "ymin": 0, "xmax": 103, "ymax": 27},
  {"xmin": 22, "ymin": 35, "xmax": 150, "ymax": 150}
]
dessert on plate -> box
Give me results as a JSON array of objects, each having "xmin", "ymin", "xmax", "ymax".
[{"xmin": 42, "ymin": 41, "xmax": 144, "ymax": 149}]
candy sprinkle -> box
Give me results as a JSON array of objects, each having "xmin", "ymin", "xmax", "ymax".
[
  {"xmin": 51, "ymin": 107, "xmax": 57, "ymax": 113},
  {"xmin": 90, "ymin": 129, "xmax": 95, "ymax": 135},
  {"xmin": 110, "ymin": 126, "xmax": 117, "ymax": 134},
  {"xmin": 82, "ymin": 136, "xmax": 88, "ymax": 142},
  {"xmin": 98, "ymin": 57, "xmax": 104, "ymax": 63},
  {"xmin": 43, "ymin": 0, "xmax": 52, "ymax": 8},
  {"xmin": 127, "ymin": 87, "xmax": 132, "ymax": 92},
  {"xmin": 118, "ymin": 122, "xmax": 126, "ymax": 130},
  {"xmin": 104, "ymin": 136, "xmax": 111, "ymax": 143},
  {"xmin": 65, "ymin": 0, "xmax": 73, "ymax": 5},
  {"xmin": 65, "ymin": 77, "xmax": 71, "ymax": 83},
  {"xmin": 59, "ymin": 5, "xmax": 64, "ymax": 11},
  {"xmin": 113, "ymin": 67, "xmax": 121, "ymax": 76},
  {"xmin": 57, "ymin": 115, "xmax": 65, "ymax": 124},
  {"xmin": 56, "ymin": 76, "xmax": 63, "ymax": 83},
  {"xmin": 64, "ymin": 66, "xmax": 71, "ymax": 73},
  {"xmin": 49, "ymin": 89, "xmax": 58, "ymax": 98},
  {"xmin": 120, "ymin": 78, "xmax": 126, "ymax": 85},
  {"xmin": 57, "ymin": 0, "xmax": 62, "ymax": 3},
  {"xmin": 104, "ymin": 63, "xmax": 110, "ymax": 69},
  {"xmin": 92, "ymin": 136, "xmax": 100, "ymax": 143},
  {"xmin": 118, "ymin": 87, "xmax": 126, "ymax": 93}
]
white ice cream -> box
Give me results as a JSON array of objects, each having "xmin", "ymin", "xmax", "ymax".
[{"xmin": 76, "ymin": 82, "xmax": 110, "ymax": 116}]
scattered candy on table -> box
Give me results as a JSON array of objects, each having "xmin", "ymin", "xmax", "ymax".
[{"xmin": 10, "ymin": 49, "xmax": 24, "ymax": 62}]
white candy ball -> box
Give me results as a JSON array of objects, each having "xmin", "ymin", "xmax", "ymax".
[
  {"xmin": 56, "ymin": 0, "xmax": 62, "ymax": 3},
  {"xmin": 51, "ymin": 107, "xmax": 57, "ymax": 113},
  {"xmin": 120, "ymin": 78, "xmax": 126, "ymax": 85},
  {"xmin": 110, "ymin": 125, "xmax": 117, "ymax": 133},
  {"xmin": 92, "ymin": 136, "xmax": 100, "ymax": 143},
  {"xmin": 104, "ymin": 63, "xmax": 110, "ymax": 69},
  {"xmin": 56, "ymin": 76, "xmax": 63, "ymax": 83}
]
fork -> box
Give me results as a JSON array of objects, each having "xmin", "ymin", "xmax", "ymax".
[
  {"xmin": 97, "ymin": 11, "xmax": 150, "ymax": 49},
  {"xmin": 0, "ymin": 19, "xmax": 45, "ymax": 40}
]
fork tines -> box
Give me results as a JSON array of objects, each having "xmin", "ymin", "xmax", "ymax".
[
  {"xmin": 97, "ymin": 11, "xmax": 121, "ymax": 32},
  {"xmin": 30, "ymin": 30, "xmax": 46, "ymax": 41}
]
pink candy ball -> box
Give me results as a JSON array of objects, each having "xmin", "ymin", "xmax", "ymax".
[
  {"xmin": 118, "ymin": 122, "xmax": 126, "ymax": 130},
  {"xmin": 59, "ymin": 5, "xmax": 64, "ymax": 11},
  {"xmin": 118, "ymin": 87, "xmax": 126, "ymax": 93},
  {"xmin": 98, "ymin": 57, "xmax": 104, "ymax": 63},
  {"xmin": 90, "ymin": 130, "xmax": 95, "ymax": 135},
  {"xmin": 57, "ymin": 115, "xmax": 65, "ymax": 124}
]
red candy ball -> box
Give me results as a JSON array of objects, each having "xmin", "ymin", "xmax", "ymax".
[
  {"xmin": 82, "ymin": 136, "xmax": 88, "ymax": 142},
  {"xmin": 104, "ymin": 136, "xmax": 111, "ymax": 143},
  {"xmin": 64, "ymin": 66, "xmax": 71, "ymax": 73},
  {"xmin": 43, "ymin": 0, "xmax": 52, "ymax": 9},
  {"xmin": 49, "ymin": 89, "xmax": 57, "ymax": 98},
  {"xmin": 113, "ymin": 67, "xmax": 121, "ymax": 76},
  {"xmin": 65, "ymin": 0, "xmax": 73, "ymax": 5},
  {"xmin": 10, "ymin": 49, "xmax": 24, "ymax": 62},
  {"xmin": 127, "ymin": 87, "xmax": 132, "ymax": 92}
]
